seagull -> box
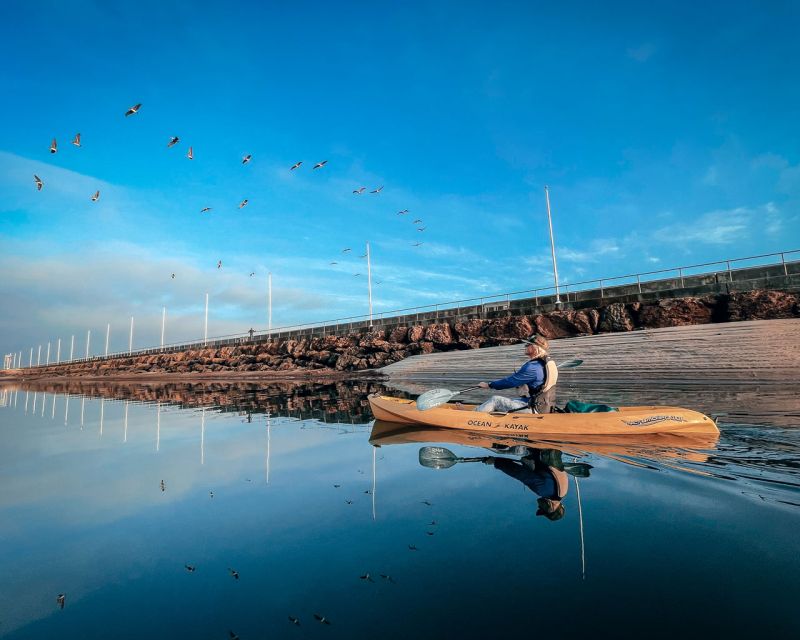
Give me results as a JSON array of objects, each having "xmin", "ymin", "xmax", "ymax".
[
  {"xmin": 353, "ymin": 273, "xmax": 361, "ymax": 277},
  {"xmin": 34, "ymin": 175, "xmax": 43, "ymax": 191},
  {"xmin": 50, "ymin": 138, "xmax": 57, "ymax": 154},
  {"xmin": 413, "ymin": 219, "xmax": 422, "ymax": 223},
  {"xmin": 370, "ymin": 185, "xmax": 383, "ymax": 194},
  {"xmin": 359, "ymin": 253, "xmax": 367, "ymax": 258},
  {"xmin": 333, "ymin": 484, "xmax": 341, "ymax": 488},
  {"xmin": 242, "ymin": 154, "xmax": 252, "ymax": 165},
  {"xmin": 125, "ymin": 103, "xmax": 142, "ymax": 116},
  {"xmin": 91, "ymin": 190, "xmax": 100, "ymax": 202},
  {"xmin": 290, "ymin": 161, "xmax": 303, "ymax": 170},
  {"xmin": 429, "ymin": 520, "xmax": 437, "ymax": 526},
  {"xmin": 184, "ymin": 564, "xmax": 196, "ymax": 572},
  {"xmin": 288, "ymin": 616, "xmax": 300, "ymax": 626},
  {"xmin": 171, "ymin": 273, "xmax": 175, "ymax": 279},
  {"xmin": 209, "ymin": 491, "xmax": 214, "ymax": 498},
  {"xmin": 72, "ymin": 133, "xmax": 81, "ymax": 147},
  {"xmin": 417, "ymin": 227, "xmax": 426, "ymax": 231},
  {"xmin": 380, "ymin": 574, "xmax": 396, "ymax": 583},
  {"xmin": 313, "ymin": 614, "xmax": 331, "ymax": 625},
  {"xmin": 329, "ymin": 261, "xmax": 338, "ymax": 265},
  {"xmin": 345, "ymin": 499, "xmax": 353, "ymax": 504},
  {"xmin": 408, "ymin": 544, "xmax": 418, "ymax": 551},
  {"xmin": 167, "ymin": 136, "xmax": 179, "ymax": 147},
  {"xmin": 397, "ymin": 209, "xmax": 409, "ymax": 215},
  {"xmin": 375, "ymin": 280, "xmax": 382, "ymax": 285},
  {"xmin": 228, "ymin": 567, "xmax": 239, "ymax": 580},
  {"xmin": 200, "ymin": 207, "xmax": 212, "ymax": 213},
  {"xmin": 360, "ymin": 573, "xmax": 375, "ymax": 583},
  {"xmin": 312, "ymin": 160, "xmax": 328, "ymax": 169},
  {"xmin": 187, "ymin": 146, "xmax": 193, "ymax": 160},
  {"xmin": 229, "ymin": 631, "xmax": 239, "ymax": 640},
  {"xmin": 426, "ymin": 531, "xmax": 435, "ymax": 536},
  {"xmin": 217, "ymin": 260, "xmax": 222, "ymax": 269},
  {"xmin": 421, "ymin": 500, "xmax": 432, "ymax": 506},
  {"xmin": 412, "ymin": 242, "xmax": 424, "ymax": 247},
  {"xmin": 352, "ymin": 187, "xmax": 366, "ymax": 194},
  {"xmin": 341, "ymin": 248, "xmax": 351, "ymax": 253},
  {"xmin": 249, "ymin": 272, "xmax": 255, "ymax": 277},
  {"xmin": 239, "ymin": 199, "xmax": 248, "ymax": 209},
  {"xmin": 56, "ymin": 594, "xmax": 66, "ymax": 609},
  {"xmin": 160, "ymin": 480, "xmax": 165, "ymax": 492}
]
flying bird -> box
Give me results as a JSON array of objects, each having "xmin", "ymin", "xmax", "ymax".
[
  {"xmin": 125, "ymin": 103, "xmax": 142, "ymax": 117},
  {"xmin": 91, "ymin": 190, "xmax": 100, "ymax": 202},
  {"xmin": 200, "ymin": 207, "xmax": 212, "ymax": 213},
  {"xmin": 228, "ymin": 567, "xmax": 239, "ymax": 580},
  {"xmin": 412, "ymin": 242, "xmax": 424, "ymax": 247},
  {"xmin": 380, "ymin": 574, "xmax": 396, "ymax": 583},
  {"xmin": 345, "ymin": 499, "xmax": 353, "ymax": 504},
  {"xmin": 217, "ymin": 260, "xmax": 222, "ymax": 269},
  {"xmin": 417, "ymin": 227, "xmax": 426, "ymax": 231},
  {"xmin": 72, "ymin": 133, "xmax": 81, "ymax": 147},
  {"xmin": 397, "ymin": 209, "xmax": 409, "ymax": 215},
  {"xmin": 184, "ymin": 564, "xmax": 196, "ymax": 572},
  {"xmin": 329, "ymin": 261, "xmax": 338, "ymax": 265},
  {"xmin": 353, "ymin": 273, "xmax": 361, "ymax": 277},
  {"xmin": 312, "ymin": 160, "xmax": 328, "ymax": 169},
  {"xmin": 50, "ymin": 138, "xmax": 57, "ymax": 154},
  {"xmin": 421, "ymin": 500, "xmax": 432, "ymax": 505},
  {"xmin": 313, "ymin": 614, "xmax": 331, "ymax": 625},
  {"xmin": 360, "ymin": 573, "xmax": 375, "ymax": 583},
  {"xmin": 167, "ymin": 136, "xmax": 179, "ymax": 147},
  {"xmin": 171, "ymin": 273, "xmax": 175, "ymax": 279},
  {"xmin": 426, "ymin": 531, "xmax": 435, "ymax": 536},
  {"xmin": 209, "ymin": 491, "xmax": 214, "ymax": 498},
  {"xmin": 352, "ymin": 187, "xmax": 366, "ymax": 194},
  {"xmin": 370, "ymin": 186, "xmax": 383, "ymax": 194},
  {"xmin": 359, "ymin": 253, "xmax": 367, "ymax": 258},
  {"xmin": 239, "ymin": 199, "xmax": 248, "ymax": 209},
  {"xmin": 187, "ymin": 146, "xmax": 193, "ymax": 160},
  {"xmin": 408, "ymin": 544, "xmax": 418, "ymax": 551},
  {"xmin": 290, "ymin": 161, "xmax": 303, "ymax": 170},
  {"xmin": 56, "ymin": 594, "xmax": 66, "ymax": 609},
  {"xmin": 288, "ymin": 616, "xmax": 300, "ymax": 626},
  {"xmin": 229, "ymin": 632, "xmax": 239, "ymax": 640},
  {"xmin": 341, "ymin": 248, "xmax": 351, "ymax": 253},
  {"xmin": 333, "ymin": 484, "xmax": 341, "ymax": 488},
  {"xmin": 160, "ymin": 480, "xmax": 165, "ymax": 492},
  {"xmin": 375, "ymin": 280, "xmax": 382, "ymax": 285},
  {"xmin": 34, "ymin": 175, "xmax": 43, "ymax": 191},
  {"xmin": 242, "ymin": 154, "xmax": 252, "ymax": 165},
  {"xmin": 249, "ymin": 272, "xmax": 255, "ymax": 277},
  {"xmin": 413, "ymin": 219, "xmax": 422, "ymax": 223}
]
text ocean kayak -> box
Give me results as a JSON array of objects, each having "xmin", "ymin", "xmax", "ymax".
[{"xmin": 368, "ymin": 394, "xmax": 719, "ymax": 436}]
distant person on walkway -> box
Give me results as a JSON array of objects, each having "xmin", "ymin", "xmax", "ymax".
[
  {"xmin": 248, "ymin": 328, "xmax": 255, "ymax": 341},
  {"xmin": 476, "ymin": 335, "xmax": 558, "ymax": 414}
]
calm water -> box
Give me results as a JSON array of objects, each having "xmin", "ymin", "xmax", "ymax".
[{"xmin": 0, "ymin": 381, "xmax": 798, "ymax": 639}]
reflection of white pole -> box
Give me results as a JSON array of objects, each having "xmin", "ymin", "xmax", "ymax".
[
  {"xmin": 80, "ymin": 397, "xmax": 85, "ymax": 430},
  {"xmin": 41, "ymin": 393, "xmax": 46, "ymax": 416},
  {"xmin": 161, "ymin": 307, "xmax": 166, "ymax": 350},
  {"xmin": 575, "ymin": 473, "xmax": 586, "ymax": 580},
  {"xmin": 372, "ymin": 445, "xmax": 377, "ymax": 521},
  {"xmin": 266, "ymin": 411, "xmax": 271, "ymax": 483},
  {"xmin": 204, "ymin": 293, "xmax": 209, "ymax": 345},
  {"xmin": 105, "ymin": 323, "xmax": 110, "ymax": 356},
  {"xmin": 25, "ymin": 390, "xmax": 29, "ymax": 413},
  {"xmin": 33, "ymin": 392, "xmax": 37, "ymax": 413},
  {"xmin": 544, "ymin": 185, "xmax": 561, "ymax": 304},
  {"xmin": 156, "ymin": 402, "xmax": 161, "ymax": 452},
  {"xmin": 124, "ymin": 401, "xmax": 129, "ymax": 443},
  {"xmin": 51, "ymin": 393, "xmax": 56, "ymax": 419},
  {"xmin": 46, "ymin": 342, "xmax": 51, "ymax": 365},
  {"xmin": 56, "ymin": 339, "xmax": 61, "ymax": 364},
  {"xmin": 201, "ymin": 408, "xmax": 205, "ymax": 465},
  {"xmin": 129, "ymin": 317, "xmax": 134, "ymax": 355},
  {"xmin": 268, "ymin": 274, "xmax": 272, "ymax": 336},
  {"xmin": 64, "ymin": 394, "xmax": 69, "ymax": 425},
  {"xmin": 99, "ymin": 398, "xmax": 105, "ymax": 437},
  {"xmin": 85, "ymin": 330, "xmax": 91, "ymax": 359},
  {"xmin": 70, "ymin": 335, "xmax": 74, "ymax": 361},
  {"xmin": 366, "ymin": 242, "xmax": 373, "ymax": 326}
]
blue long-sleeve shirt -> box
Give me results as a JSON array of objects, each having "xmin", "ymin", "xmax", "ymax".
[{"xmin": 489, "ymin": 359, "xmax": 545, "ymax": 395}]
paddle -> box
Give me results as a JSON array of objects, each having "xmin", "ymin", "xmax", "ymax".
[
  {"xmin": 415, "ymin": 358, "xmax": 584, "ymax": 411},
  {"xmin": 419, "ymin": 445, "xmax": 592, "ymax": 476},
  {"xmin": 418, "ymin": 446, "xmax": 488, "ymax": 469}
]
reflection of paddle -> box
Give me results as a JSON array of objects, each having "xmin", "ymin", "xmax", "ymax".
[
  {"xmin": 415, "ymin": 359, "xmax": 584, "ymax": 411},
  {"xmin": 420, "ymin": 445, "xmax": 592, "ymax": 477},
  {"xmin": 419, "ymin": 446, "xmax": 488, "ymax": 469}
]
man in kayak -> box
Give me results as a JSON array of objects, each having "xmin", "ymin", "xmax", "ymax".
[{"xmin": 476, "ymin": 335, "xmax": 558, "ymax": 414}]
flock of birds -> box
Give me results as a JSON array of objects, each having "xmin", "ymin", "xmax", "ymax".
[{"xmin": 33, "ymin": 102, "xmax": 429, "ymax": 288}]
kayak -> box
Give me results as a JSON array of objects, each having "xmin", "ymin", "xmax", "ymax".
[
  {"xmin": 368, "ymin": 394, "xmax": 719, "ymax": 436},
  {"xmin": 369, "ymin": 420, "xmax": 719, "ymax": 463}
]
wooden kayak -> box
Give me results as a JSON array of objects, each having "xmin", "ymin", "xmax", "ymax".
[
  {"xmin": 368, "ymin": 394, "xmax": 719, "ymax": 436},
  {"xmin": 369, "ymin": 420, "xmax": 719, "ymax": 463}
]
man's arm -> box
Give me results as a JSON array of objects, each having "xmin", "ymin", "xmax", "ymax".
[{"xmin": 488, "ymin": 360, "xmax": 544, "ymax": 390}]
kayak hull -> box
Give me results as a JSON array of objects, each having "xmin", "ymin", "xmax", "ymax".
[{"xmin": 368, "ymin": 394, "xmax": 719, "ymax": 436}]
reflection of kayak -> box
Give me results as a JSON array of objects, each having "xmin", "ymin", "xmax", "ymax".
[
  {"xmin": 369, "ymin": 420, "xmax": 719, "ymax": 463},
  {"xmin": 368, "ymin": 394, "xmax": 719, "ymax": 436}
]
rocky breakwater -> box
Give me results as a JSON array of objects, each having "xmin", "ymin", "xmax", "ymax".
[{"xmin": 9, "ymin": 289, "xmax": 799, "ymax": 378}]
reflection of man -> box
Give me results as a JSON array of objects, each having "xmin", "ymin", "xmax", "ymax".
[{"xmin": 483, "ymin": 448, "xmax": 568, "ymax": 521}]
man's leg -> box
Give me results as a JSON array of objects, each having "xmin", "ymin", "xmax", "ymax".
[{"xmin": 475, "ymin": 396, "xmax": 528, "ymax": 413}]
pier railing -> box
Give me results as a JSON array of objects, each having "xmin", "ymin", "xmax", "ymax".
[{"xmin": 12, "ymin": 248, "xmax": 800, "ymax": 370}]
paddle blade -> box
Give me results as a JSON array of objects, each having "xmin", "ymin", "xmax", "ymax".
[
  {"xmin": 419, "ymin": 446, "xmax": 459, "ymax": 469},
  {"xmin": 557, "ymin": 358, "xmax": 584, "ymax": 369},
  {"xmin": 415, "ymin": 389, "xmax": 456, "ymax": 411}
]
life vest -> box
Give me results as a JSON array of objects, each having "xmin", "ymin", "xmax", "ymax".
[{"xmin": 519, "ymin": 356, "xmax": 558, "ymax": 397}]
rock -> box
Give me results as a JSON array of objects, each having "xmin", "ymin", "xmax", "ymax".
[
  {"xmin": 597, "ymin": 303, "xmax": 635, "ymax": 333},
  {"xmin": 637, "ymin": 297, "xmax": 714, "ymax": 328},
  {"xmin": 408, "ymin": 325, "xmax": 425, "ymax": 342},
  {"xmin": 424, "ymin": 323, "xmax": 454, "ymax": 345},
  {"xmin": 389, "ymin": 326, "xmax": 409, "ymax": 343},
  {"xmin": 454, "ymin": 318, "xmax": 484, "ymax": 338},
  {"xmin": 720, "ymin": 290, "xmax": 799, "ymax": 322}
]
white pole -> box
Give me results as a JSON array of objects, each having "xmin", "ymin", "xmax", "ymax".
[
  {"xmin": 129, "ymin": 317, "xmax": 134, "ymax": 355},
  {"xmin": 204, "ymin": 293, "xmax": 209, "ymax": 345},
  {"xmin": 29, "ymin": 347, "xmax": 33, "ymax": 368},
  {"xmin": 85, "ymin": 330, "xmax": 91, "ymax": 358},
  {"xmin": 46, "ymin": 342, "xmax": 50, "ymax": 365},
  {"xmin": 56, "ymin": 339, "xmax": 61, "ymax": 364},
  {"xmin": 544, "ymin": 185, "xmax": 561, "ymax": 304},
  {"xmin": 37, "ymin": 345, "xmax": 41, "ymax": 366},
  {"xmin": 161, "ymin": 307, "xmax": 166, "ymax": 350},
  {"xmin": 105, "ymin": 323, "xmax": 110, "ymax": 357},
  {"xmin": 18, "ymin": 351, "xmax": 22, "ymax": 368},
  {"xmin": 366, "ymin": 241, "xmax": 373, "ymax": 326},
  {"xmin": 70, "ymin": 335, "xmax": 74, "ymax": 361},
  {"xmin": 268, "ymin": 273, "xmax": 272, "ymax": 336}
]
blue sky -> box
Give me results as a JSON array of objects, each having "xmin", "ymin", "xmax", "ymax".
[{"xmin": 1, "ymin": 0, "xmax": 799, "ymax": 359}]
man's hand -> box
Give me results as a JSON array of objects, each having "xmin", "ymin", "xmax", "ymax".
[{"xmin": 478, "ymin": 382, "xmax": 490, "ymax": 389}]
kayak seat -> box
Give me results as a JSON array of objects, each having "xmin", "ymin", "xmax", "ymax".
[{"xmin": 564, "ymin": 400, "xmax": 619, "ymax": 413}]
